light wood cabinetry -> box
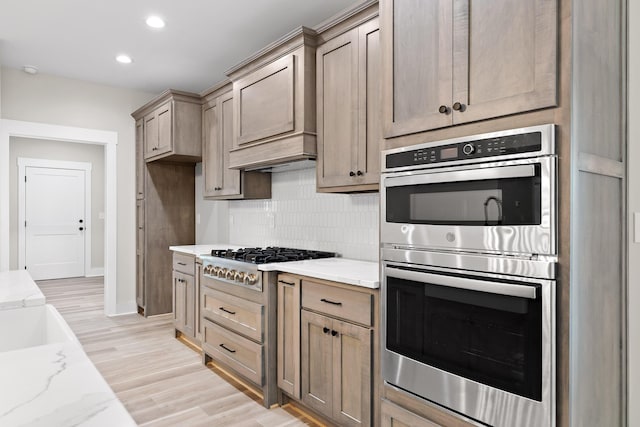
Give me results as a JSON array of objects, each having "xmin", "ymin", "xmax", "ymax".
[
  {"xmin": 316, "ymin": 17, "xmax": 381, "ymax": 192},
  {"xmin": 172, "ymin": 253, "xmax": 197, "ymax": 340},
  {"xmin": 226, "ymin": 27, "xmax": 317, "ymax": 170},
  {"xmin": 132, "ymin": 90, "xmax": 202, "ymax": 163},
  {"xmin": 381, "ymin": 0, "xmax": 557, "ymax": 139},
  {"xmin": 132, "ymin": 99, "xmax": 196, "ymax": 317},
  {"xmin": 277, "ymin": 274, "xmax": 301, "ymax": 399},
  {"xmin": 293, "ymin": 277, "xmax": 376, "ymax": 427},
  {"xmin": 201, "ymin": 82, "xmax": 271, "ymax": 200},
  {"xmin": 381, "ymin": 400, "xmax": 439, "ymax": 427}
]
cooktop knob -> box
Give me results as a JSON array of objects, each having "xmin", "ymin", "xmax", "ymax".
[
  {"xmin": 463, "ymin": 143, "xmax": 476, "ymax": 155},
  {"xmin": 234, "ymin": 271, "xmax": 246, "ymax": 282},
  {"xmin": 244, "ymin": 274, "xmax": 258, "ymax": 286},
  {"xmin": 226, "ymin": 270, "xmax": 237, "ymax": 280},
  {"xmin": 218, "ymin": 268, "xmax": 228, "ymax": 278}
]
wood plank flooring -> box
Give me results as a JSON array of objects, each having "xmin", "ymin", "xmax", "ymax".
[{"xmin": 37, "ymin": 276, "xmax": 321, "ymax": 427}]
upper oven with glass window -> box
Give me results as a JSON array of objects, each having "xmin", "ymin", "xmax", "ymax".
[{"xmin": 381, "ymin": 125, "xmax": 557, "ymax": 257}]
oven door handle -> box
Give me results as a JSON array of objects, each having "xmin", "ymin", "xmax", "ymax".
[
  {"xmin": 384, "ymin": 164, "xmax": 535, "ymax": 187},
  {"xmin": 385, "ymin": 266, "xmax": 537, "ymax": 299}
]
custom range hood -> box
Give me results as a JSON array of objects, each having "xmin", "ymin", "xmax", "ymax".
[{"xmin": 226, "ymin": 26, "xmax": 318, "ymax": 171}]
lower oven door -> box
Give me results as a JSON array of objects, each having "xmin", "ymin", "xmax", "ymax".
[{"xmin": 382, "ymin": 262, "xmax": 555, "ymax": 427}]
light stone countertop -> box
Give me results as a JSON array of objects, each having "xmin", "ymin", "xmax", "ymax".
[
  {"xmin": 259, "ymin": 258, "xmax": 380, "ymax": 289},
  {"xmin": 169, "ymin": 244, "xmax": 243, "ymax": 256},
  {"xmin": 0, "ymin": 270, "xmax": 45, "ymax": 310},
  {"xmin": 0, "ymin": 341, "xmax": 136, "ymax": 427}
]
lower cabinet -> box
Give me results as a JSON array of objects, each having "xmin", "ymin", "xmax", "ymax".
[
  {"xmin": 381, "ymin": 400, "xmax": 439, "ymax": 427},
  {"xmin": 172, "ymin": 252, "xmax": 197, "ymax": 341},
  {"xmin": 277, "ymin": 275, "xmax": 377, "ymax": 427}
]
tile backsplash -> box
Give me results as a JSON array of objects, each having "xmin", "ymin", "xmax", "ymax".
[{"xmin": 227, "ymin": 167, "xmax": 380, "ymax": 261}]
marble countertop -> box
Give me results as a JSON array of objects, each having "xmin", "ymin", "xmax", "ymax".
[
  {"xmin": 0, "ymin": 270, "xmax": 45, "ymax": 310},
  {"xmin": 0, "ymin": 341, "xmax": 136, "ymax": 427},
  {"xmin": 259, "ymin": 258, "xmax": 380, "ymax": 289},
  {"xmin": 169, "ymin": 244, "xmax": 243, "ymax": 256}
]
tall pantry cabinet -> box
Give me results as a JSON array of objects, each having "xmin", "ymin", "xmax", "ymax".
[{"xmin": 132, "ymin": 90, "xmax": 201, "ymax": 316}]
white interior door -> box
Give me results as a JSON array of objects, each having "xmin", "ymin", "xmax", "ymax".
[{"xmin": 24, "ymin": 166, "xmax": 86, "ymax": 280}]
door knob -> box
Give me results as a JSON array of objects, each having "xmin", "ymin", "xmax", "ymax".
[
  {"xmin": 79, "ymin": 219, "xmax": 83, "ymax": 223},
  {"xmin": 79, "ymin": 227, "xmax": 84, "ymax": 231}
]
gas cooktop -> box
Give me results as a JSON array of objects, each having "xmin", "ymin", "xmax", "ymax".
[{"xmin": 210, "ymin": 247, "xmax": 337, "ymax": 265}]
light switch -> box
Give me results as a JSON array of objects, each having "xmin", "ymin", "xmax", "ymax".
[{"xmin": 635, "ymin": 212, "xmax": 640, "ymax": 243}]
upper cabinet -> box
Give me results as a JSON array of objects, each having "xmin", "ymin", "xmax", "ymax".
[
  {"xmin": 381, "ymin": 0, "xmax": 557, "ymax": 138},
  {"xmin": 132, "ymin": 90, "xmax": 202, "ymax": 163},
  {"xmin": 226, "ymin": 27, "xmax": 318, "ymax": 170},
  {"xmin": 316, "ymin": 17, "xmax": 381, "ymax": 193},
  {"xmin": 201, "ymin": 83, "xmax": 271, "ymax": 200}
]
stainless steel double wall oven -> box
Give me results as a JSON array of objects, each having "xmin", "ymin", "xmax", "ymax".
[{"xmin": 381, "ymin": 125, "xmax": 557, "ymax": 427}]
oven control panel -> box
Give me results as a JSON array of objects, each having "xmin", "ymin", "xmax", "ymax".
[{"xmin": 386, "ymin": 131, "xmax": 543, "ymax": 169}]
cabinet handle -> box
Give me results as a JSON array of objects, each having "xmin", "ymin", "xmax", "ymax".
[
  {"xmin": 278, "ymin": 280, "xmax": 295, "ymax": 286},
  {"xmin": 323, "ymin": 327, "xmax": 330, "ymax": 334},
  {"xmin": 452, "ymin": 102, "xmax": 466, "ymax": 112},
  {"xmin": 357, "ymin": 170, "xmax": 363, "ymax": 176},
  {"xmin": 219, "ymin": 343, "xmax": 236, "ymax": 354},
  {"xmin": 178, "ymin": 262, "xmax": 187, "ymax": 266},
  {"xmin": 349, "ymin": 171, "xmax": 356, "ymax": 177},
  {"xmin": 320, "ymin": 298, "xmax": 342, "ymax": 306},
  {"xmin": 219, "ymin": 307, "xmax": 236, "ymax": 315},
  {"xmin": 438, "ymin": 105, "xmax": 450, "ymax": 114},
  {"xmin": 331, "ymin": 330, "xmax": 339, "ymax": 337}
]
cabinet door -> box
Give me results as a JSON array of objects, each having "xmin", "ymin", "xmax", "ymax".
[
  {"xmin": 202, "ymin": 101, "xmax": 222, "ymax": 197},
  {"xmin": 357, "ymin": 18, "xmax": 381, "ymax": 186},
  {"xmin": 452, "ymin": 0, "xmax": 557, "ymax": 124},
  {"xmin": 277, "ymin": 275, "xmax": 301, "ymax": 399},
  {"xmin": 316, "ymin": 28, "xmax": 359, "ymax": 189},
  {"xmin": 173, "ymin": 271, "xmax": 186, "ymax": 331},
  {"xmin": 143, "ymin": 112, "xmax": 158, "ymax": 159},
  {"xmin": 135, "ymin": 119, "xmax": 145, "ymax": 199},
  {"xmin": 301, "ymin": 310, "xmax": 334, "ymax": 415},
  {"xmin": 332, "ymin": 319, "xmax": 372, "ymax": 427},
  {"xmin": 218, "ymin": 92, "xmax": 241, "ymax": 196},
  {"xmin": 136, "ymin": 201, "xmax": 145, "ymax": 308},
  {"xmin": 381, "ymin": 400, "xmax": 440, "ymax": 427},
  {"xmin": 381, "ymin": 0, "xmax": 453, "ymax": 137},
  {"xmin": 184, "ymin": 273, "xmax": 196, "ymax": 338},
  {"xmin": 156, "ymin": 101, "xmax": 173, "ymax": 155},
  {"xmin": 235, "ymin": 55, "xmax": 295, "ymax": 145}
]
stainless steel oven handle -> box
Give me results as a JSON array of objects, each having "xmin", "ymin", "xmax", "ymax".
[
  {"xmin": 384, "ymin": 164, "xmax": 535, "ymax": 187},
  {"xmin": 385, "ymin": 266, "xmax": 537, "ymax": 299}
]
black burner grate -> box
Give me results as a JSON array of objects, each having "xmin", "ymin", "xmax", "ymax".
[{"xmin": 210, "ymin": 247, "xmax": 336, "ymax": 264}]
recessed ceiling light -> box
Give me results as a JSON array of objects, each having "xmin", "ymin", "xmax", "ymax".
[
  {"xmin": 146, "ymin": 16, "xmax": 165, "ymax": 29},
  {"xmin": 23, "ymin": 65, "xmax": 38, "ymax": 75},
  {"xmin": 116, "ymin": 54, "xmax": 133, "ymax": 64}
]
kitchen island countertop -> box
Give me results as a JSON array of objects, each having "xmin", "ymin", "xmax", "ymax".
[
  {"xmin": 0, "ymin": 270, "xmax": 45, "ymax": 310},
  {"xmin": 259, "ymin": 257, "xmax": 379, "ymax": 289}
]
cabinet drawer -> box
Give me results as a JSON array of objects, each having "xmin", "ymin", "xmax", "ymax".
[
  {"xmin": 202, "ymin": 318, "xmax": 263, "ymax": 385},
  {"xmin": 201, "ymin": 287, "xmax": 263, "ymax": 342},
  {"xmin": 301, "ymin": 280, "xmax": 372, "ymax": 326},
  {"xmin": 173, "ymin": 253, "xmax": 195, "ymax": 275},
  {"xmin": 381, "ymin": 399, "xmax": 439, "ymax": 427}
]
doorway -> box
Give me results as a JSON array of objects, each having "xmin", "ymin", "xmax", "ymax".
[{"xmin": 18, "ymin": 159, "xmax": 92, "ymax": 280}]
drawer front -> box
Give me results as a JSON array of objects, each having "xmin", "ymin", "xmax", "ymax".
[
  {"xmin": 201, "ymin": 288, "xmax": 263, "ymax": 342},
  {"xmin": 202, "ymin": 319, "xmax": 263, "ymax": 385},
  {"xmin": 173, "ymin": 253, "xmax": 195, "ymax": 275},
  {"xmin": 301, "ymin": 280, "xmax": 372, "ymax": 326}
]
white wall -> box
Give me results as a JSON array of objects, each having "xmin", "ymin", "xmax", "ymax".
[
  {"xmin": 197, "ymin": 167, "xmax": 379, "ymax": 262},
  {"xmin": 195, "ymin": 163, "xmax": 229, "ymax": 244},
  {"xmin": 0, "ymin": 67, "xmax": 153, "ymax": 310},
  {"xmin": 9, "ymin": 137, "xmax": 105, "ymax": 272},
  {"xmin": 628, "ymin": 1, "xmax": 639, "ymax": 423}
]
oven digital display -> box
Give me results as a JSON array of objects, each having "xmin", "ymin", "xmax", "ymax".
[{"xmin": 440, "ymin": 146, "xmax": 458, "ymax": 159}]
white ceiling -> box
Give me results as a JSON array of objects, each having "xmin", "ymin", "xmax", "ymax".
[{"xmin": 0, "ymin": 0, "xmax": 360, "ymax": 94}]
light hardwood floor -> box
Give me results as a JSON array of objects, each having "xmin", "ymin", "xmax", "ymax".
[{"xmin": 37, "ymin": 276, "xmax": 322, "ymax": 427}]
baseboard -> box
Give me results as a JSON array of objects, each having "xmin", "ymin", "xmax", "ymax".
[
  {"xmin": 110, "ymin": 300, "xmax": 138, "ymax": 316},
  {"xmin": 86, "ymin": 267, "xmax": 104, "ymax": 277}
]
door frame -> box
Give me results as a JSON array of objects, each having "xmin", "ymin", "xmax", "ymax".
[
  {"xmin": 17, "ymin": 158, "xmax": 93, "ymax": 278},
  {"xmin": 0, "ymin": 119, "xmax": 119, "ymax": 316}
]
